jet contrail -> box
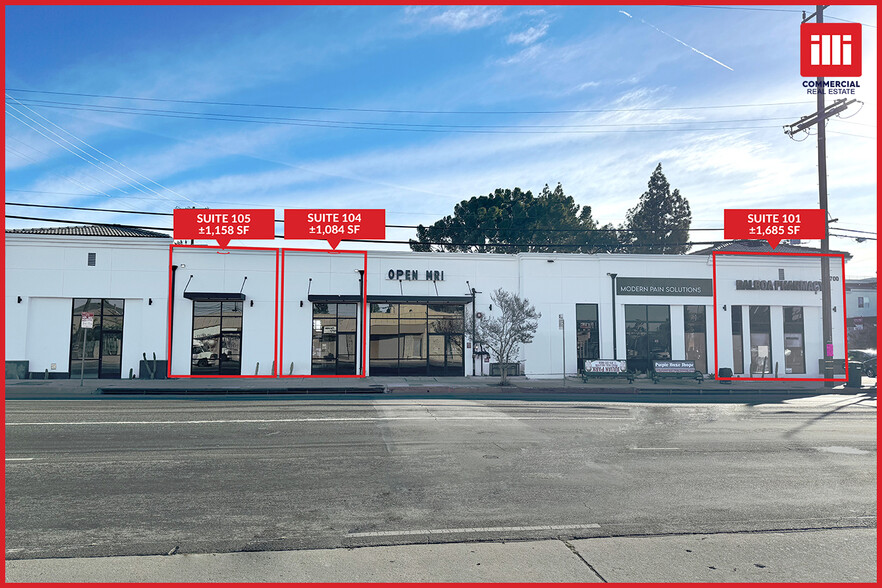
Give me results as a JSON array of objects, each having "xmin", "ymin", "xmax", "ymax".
[{"xmin": 619, "ymin": 11, "xmax": 734, "ymax": 71}]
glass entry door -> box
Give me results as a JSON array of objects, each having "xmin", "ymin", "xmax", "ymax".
[
  {"xmin": 191, "ymin": 300, "xmax": 243, "ymax": 375},
  {"xmin": 70, "ymin": 298, "xmax": 125, "ymax": 379},
  {"xmin": 624, "ymin": 305, "xmax": 671, "ymax": 373}
]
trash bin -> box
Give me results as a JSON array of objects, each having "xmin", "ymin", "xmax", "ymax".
[
  {"xmin": 717, "ymin": 367, "xmax": 733, "ymax": 385},
  {"xmin": 847, "ymin": 361, "xmax": 863, "ymax": 388}
]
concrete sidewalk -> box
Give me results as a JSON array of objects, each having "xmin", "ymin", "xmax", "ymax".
[
  {"xmin": 5, "ymin": 528, "xmax": 876, "ymax": 582},
  {"xmin": 4, "ymin": 373, "xmax": 875, "ymax": 400}
]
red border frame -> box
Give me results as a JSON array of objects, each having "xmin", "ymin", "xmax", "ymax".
[
  {"xmin": 711, "ymin": 250, "xmax": 849, "ymax": 382},
  {"xmin": 166, "ymin": 243, "xmax": 280, "ymax": 379},
  {"xmin": 278, "ymin": 248, "xmax": 369, "ymax": 378}
]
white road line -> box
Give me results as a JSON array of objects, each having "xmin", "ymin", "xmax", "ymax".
[
  {"xmin": 5, "ymin": 458, "xmax": 35, "ymax": 461},
  {"xmin": 5, "ymin": 416, "xmax": 633, "ymax": 427},
  {"xmin": 630, "ymin": 447, "xmax": 681, "ymax": 451},
  {"xmin": 347, "ymin": 523, "xmax": 601, "ymax": 538}
]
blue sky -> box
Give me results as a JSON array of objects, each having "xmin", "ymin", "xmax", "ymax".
[{"xmin": 4, "ymin": 5, "xmax": 877, "ymax": 276}]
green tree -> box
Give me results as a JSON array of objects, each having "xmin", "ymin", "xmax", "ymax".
[
  {"xmin": 622, "ymin": 163, "xmax": 692, "ymax": 254},
  {"xmin": 409, "ymin": 183, "xmax": 619, "ymax": 253},
  {"xmin": 468, "ymin": 288, "xmax": 540, "ymax": 385}
]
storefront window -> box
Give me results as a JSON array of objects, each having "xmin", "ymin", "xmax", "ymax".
[
  {"xmin": 783, "ymin": 306, "xmax": 806, "ymax": 374},
  {"xmin": 312, "ymin": 303, "xmax": 358, "ymax": 375},
  {"xmin": 731, "ymin": 305, "xmax": 744, "ymax": 374},
  {"xmin": 576, "ymin": 304, "xmax": 599, "ymax": 371},
  {"xmin": 749, "ymin": 306, "xmax": 772, "ymax": 375},
  {"xmin": 625, "ymin": 305, "xmax": 671, "ymax": 374},
  {"xmin": 369, "ymin": 302, "xmax": 464, "ymax": 376},
  {"xmin": 684, "ymin": 305, "xmax": 707, "ymax": 373}
]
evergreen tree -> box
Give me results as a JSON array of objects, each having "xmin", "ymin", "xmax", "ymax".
[
  {"xmin": 410, "ymin": 183, "xmax": 619, "ymax": 253},
  {"xmin": 622, "ymin": 163, "xmax": 691, "ymax": 254}
]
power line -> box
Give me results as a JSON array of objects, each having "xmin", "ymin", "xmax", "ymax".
[
  {"xmin": 9, "ymin": 202, "xmax": 875, "ymax": 237},
  {"xmin": 5, "ymin": 87, "xmax": 817, "ymax": 115},
  {"xmin": 4, "ymin": 201, "xmax": 731, "ymax": 233},
  {"xmin": 831, "ymin": 232, "xmax": 876, "ymax": 241},
  {"xmin": 829, "ymin": 226, "xmax": 877, "ymax": 236},
  {"xmin": 3, "ymin": 214, "xmax": 732, "ymax": 249},
  {"xmin": 669, "ymin": 5, "xmax": 876, "ymax": 27},
  {"xmin": 6, "ymin": 201, "xmax": 172, "ymax": 217},
  {"xmin": 827, "ymin": 130, "xmax": 876, "ymax": 140},
  {"xmin": 5, "ymin": 97, "xmax": 796, "ymax": 130},
  {"xmin": 6, "ymin": 104, "xmax": 186, "ymax": 206},
  {"xmin": 5, "ymin": 144, "xmax": 126, "ymax": 203},
  {"xmin": 7, "ymin": 99, "xmax": 785, "ymax": 135},
  {"xmin": 8, "ymin": 215, "xmax": 869, "ymax": 251},
  {"xmin": 6, "ymin": 108, "xmax": 147, "ymax": 197},
  {"xmin": 6, "ymin": 93, "xmax": 200, "ymax": 207}
]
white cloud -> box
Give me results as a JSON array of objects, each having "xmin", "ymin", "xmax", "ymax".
[
  {"xmin": 404, "ymin": 6, "xmax": 504, "ymax": 32},
  {"xmin": 506, "ymin": 24, "xmax": 548, "ymax": 46},
  {"xmin": 496, "ymin": 43, "xmax": 545, "ymax": 66}
]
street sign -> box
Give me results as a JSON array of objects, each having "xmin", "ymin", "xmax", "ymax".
[{"xmin": 81, "ymin": 312, "xmax": 94, "ymax": 329}]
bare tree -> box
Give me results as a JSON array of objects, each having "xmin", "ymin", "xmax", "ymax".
[{"xmin": 471, "ymin": 288, "xmax": 540, "ymax": 385}]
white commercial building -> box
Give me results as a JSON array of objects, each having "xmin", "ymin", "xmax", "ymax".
[{"xmin": 5, "ymin": 226, "xmax": 848, "ymax": 381}]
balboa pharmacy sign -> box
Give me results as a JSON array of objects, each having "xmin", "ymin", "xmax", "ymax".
[{"xmin": 736, "ymin": 279, "xmax": 822, "ymax": 292}]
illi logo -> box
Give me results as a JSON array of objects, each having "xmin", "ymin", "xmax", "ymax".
[{"xmin": 801, "ymin": 23, "xmax": 862, "ymax": 77}]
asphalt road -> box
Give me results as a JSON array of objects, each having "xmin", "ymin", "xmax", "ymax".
[{"xmin": 5, "ymin": 393, "xmax": 877, "ymax": 560}]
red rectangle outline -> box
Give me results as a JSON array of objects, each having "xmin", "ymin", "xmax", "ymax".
[
  {"xmin": 278, "ymin": 248, "xmax": 369, "ymax": 378},
  {"xmin": 711, "ymin": 250, "xmax": 849, "ymax": 382},
  {"xmin": 167, "ymin": 243, "xmax": 280, "ymax": 379}
]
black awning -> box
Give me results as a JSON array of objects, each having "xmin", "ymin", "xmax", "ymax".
[
  {"xmin": 368, "ymin": 295, "xmax": 473, "ymax": 304},
  {"xmin": 307, "ymin": 294, "xmax": 473, "ymax": 305},
  {"xmin": 184, "ymin": 292, "xmax": 246, "ymax": 301},
  {"xmin": 308, "ymin": 294, "xmax": 362, "ymax": 303}
]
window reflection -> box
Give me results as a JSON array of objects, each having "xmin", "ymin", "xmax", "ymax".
[
  {"xmin": 369, "ymin": 302, "xmax": 465, "ymax": 376},
  {"xmin": 312, "ymin": 303, "xmax": 358, "ymax": 375},
  {"xmin": 69, "ymin": 298, "xmax": 125, "ymax": 379}
]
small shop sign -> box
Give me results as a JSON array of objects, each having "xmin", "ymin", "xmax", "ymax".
[
  {"xmin": 652, "ymin": 360, "xmax": 696, "ymax": 374},
  {"xmin": 585, "ymin": 359, "xmax": 627, "ymax": 373}
]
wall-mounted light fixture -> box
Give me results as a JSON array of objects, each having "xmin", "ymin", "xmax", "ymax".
[
  {"xmin": 17, "ymin": 296, "xmax": 22, "ymax": 304},
  {"xmin": 300, "ymin": 300, "xmax": 304, "ymax": 307},
  {"xmin": 832, "ymin": 306, "xmax": 837, "ymax": 312},
  {"xmin": 722, "ymin": 304, "xmax": 727, "ymax": 311},
  {"xmin": 148, "ymin": 298, "xmax": 153, "ymax": 305},
  {"xmin": 250, "ymin": 300, "xmax": 254, "ymax": 307}
]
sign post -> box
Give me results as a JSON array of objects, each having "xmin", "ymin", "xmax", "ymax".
[
  {"xmin": 559, "ymin": 314, "xmax": 565, "ymax": 382},
  {"xmin": 79, "ymin": 312, "xmax": 94, "ymax": 387}
]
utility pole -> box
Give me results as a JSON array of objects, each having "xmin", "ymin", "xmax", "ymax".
[
  {"xmin": 466, "ymin": 281, "xmax": 482, "ymax": 376},
  {"xmin": 784, "ymin": 5, "xmax": 856, "ymax": 387}
]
